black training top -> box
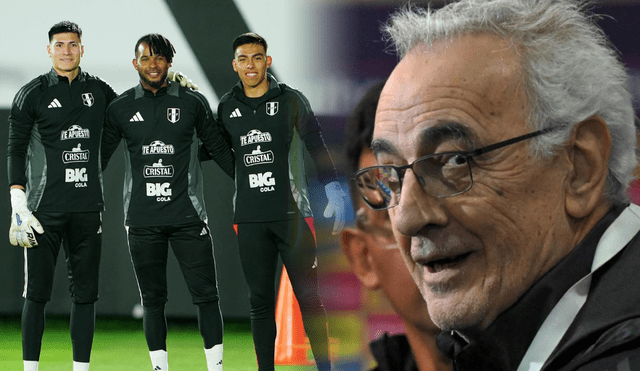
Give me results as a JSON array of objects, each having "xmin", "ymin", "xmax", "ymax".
[
  {"xmin": 217, "ymin": 74, "xmax": 337, "ymax": 223},
  {"xmin": 102, "ymin": 81, "xmax": 234, "ymax": 227},
  {"xmin": 7, "ymin": 68, "xmax": 117, "ymax": 212}
]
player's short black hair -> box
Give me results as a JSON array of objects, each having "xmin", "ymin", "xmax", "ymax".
[
  {"xmin": 48, "ymin": 21, "xmax": 82, "ymax": 43},
  {"xmin": 134, "ymin": 34, "xmax": 176, "ymax": 64},
  {"xmin": 232, "ymin": 32, "xmax": 268, "ymax": 55},
  {"xmin": 343, "ymin": 79, "xmax": 387, "ymax": 202}
]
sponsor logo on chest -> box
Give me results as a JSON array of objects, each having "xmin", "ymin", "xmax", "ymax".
[
  {"xmin": 249, "ymin": 172, "xmax": 275, "ymax": 192},
  {"xmin": 62, "ymin": 144, "xmax": 90, "ymax": 163},
  {"xmin": 142, "ymin": 140, "xmax": 175, "ymax": 155},
  {"xmin": 146, "ymin": 182, "xmax": 172, "ymax": 202},
  {"xmin": 65, "ymin": 167, "xmax": 88, "ymax": 187},
  {"xmin": 240, "ymin": 129, "xmax": 272, "ymax": 146},
  {"xmin": 144, "ymin": 159, "xmax": 174, "ymax": 178},
  {"xmin": 243, "ymin": 145, "xmax": 274, "ymax": 167},
  {"xmin": 61, "ymin": 125, "xmax": 90, "ymax": 140}
]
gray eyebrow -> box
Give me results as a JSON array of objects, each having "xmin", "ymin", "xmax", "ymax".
[
  {"xmin": 371, "ymin": 121, "xmax": 475, "ymax": 159},
  {"xmin": 371, "ymin": 138, "xmax": 399, "ymax": 158},
  {"xmin": 419, "ymin": 122, "xmax": 474, "ymax": 146}
]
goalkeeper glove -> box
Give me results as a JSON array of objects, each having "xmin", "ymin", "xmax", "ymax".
[
  {"xmin": 9, "ymin": 188, "xmax": 43, "ymax": 248},
  {"xmin": 168, "ymin": 71, "xmax": 199, "ymax": 90},
  {"xmin": 323, "ymin": 181, "xmax": 348, "ymax": 235}
]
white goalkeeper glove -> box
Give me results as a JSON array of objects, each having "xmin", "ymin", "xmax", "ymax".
[
  {"xmin": 168, "ymin": 71, "xmax": 199, "ymax": 90},
  {"xmin": 323, "ymin": 181, "xmax": 348, "ymax": 235},
  {"xmin": 9, "ymin": 188, "xmax": 43, "ymax": 248}
]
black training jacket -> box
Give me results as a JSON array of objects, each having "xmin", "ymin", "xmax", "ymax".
[
  {"xmin": 217, "ymin": 74, "xmax": 337, "ymax": 223},
  {"xmin": 102, "ymin": 81, "xmax": 234, "ymax": 227},
  {"xmin": 7, "ymin": 68, "xmax": 117, "ymax": 212}
]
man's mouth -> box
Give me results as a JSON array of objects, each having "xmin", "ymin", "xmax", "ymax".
[{"xmin": 424, "ymin": 251, "xmax": 473, "ymax": 273}]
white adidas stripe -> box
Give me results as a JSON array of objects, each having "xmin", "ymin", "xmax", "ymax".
[
  {"xmin": 129, "ymin": 112, "xmax": 144, "ymax": 122},
  {"xmin": 229, "ymin": 108, "xmax": 242, "ymax": 118},
  {"xmin": 47, "ymin": 98, "xmax": 62, "ymax": 108}
]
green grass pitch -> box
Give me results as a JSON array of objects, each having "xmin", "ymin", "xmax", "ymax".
[{"xmin": 0, "ymin": 315, "xmax": 320, "ymax": 371}]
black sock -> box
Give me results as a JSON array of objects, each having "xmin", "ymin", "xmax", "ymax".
[
  {"xmin": 22, "ymin": 299, "xmax": 46, "ymax": 361},
  {"xmin": 196, "ymin": 301, "xmax": 224, "ymax": 349},
  {"xmin": 70, "ymin": 302, "xmax": 95, "ymax": 362},
  {"xmin": 143, "ymin": 304, "xmax": 167, "ymax": 351}
]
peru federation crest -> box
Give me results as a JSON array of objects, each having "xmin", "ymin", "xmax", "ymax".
[
  {"xmin": 81, "ymin": 93, "xmax": 94, "ymax": 107},
  {"xmin": 266, "ymin": 102, "xmax": 279, "ymax": 116},
  {"xmin": 167, "ymin": 108, "xmax": 180, "ymax": 123}
]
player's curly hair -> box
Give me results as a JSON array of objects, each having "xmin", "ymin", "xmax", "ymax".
[
  {"xmin": 134, "ymin": 34, "xmax": 176, "ymax": 64},
  {"xmin": 384, "ymin": 0, "xmax": 636, "ymax": 204},
  {"xmin": 48, "ymin": 21, "xmax": 82, "ymax": 43}
]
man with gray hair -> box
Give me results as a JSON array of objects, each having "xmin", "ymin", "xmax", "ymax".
[{"xmin": 352, "ymin": 0, "xmax": 640, "ymax": 370}]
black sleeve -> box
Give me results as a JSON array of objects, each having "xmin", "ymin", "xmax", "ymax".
[
  {"xmin": 292, "ymin": 90, "xmax": 338, "ymax": 184},
  {"xmin": 192, "ymin": 91, "xmax": 235, "ymax": 178},
  {"xmin": 100, "ymin": 105, "xmax": 123, "ymax": 171},
  {"xmin": 104, "ymin": 83, "xmax": 118, "ymax": 106},
  {"xmin": 7, "ymin": 83, "xmax": 39, "ymax": 188}
]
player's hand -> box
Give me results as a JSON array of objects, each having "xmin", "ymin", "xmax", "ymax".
[
  {"xmin": 168, "ymin": 71, "xmax": 199, "ymax": 90},
  {"xmin": 323, "ymin": 181, "xmax": 348, "ymax": 235},
  {"xmin": 9, "ymin": 188, "xmax": 43, "ymax": 248}
]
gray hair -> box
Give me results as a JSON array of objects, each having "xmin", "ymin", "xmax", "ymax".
[{"xmin": 384, "ymin": 0, "xmax": 637, "ymax": 204}]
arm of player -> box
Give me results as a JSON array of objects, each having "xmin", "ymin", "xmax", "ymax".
[
  {"xmin": 7, "ymin": 88, "xmax": 44, "ymax": 247},
  {"xmin": 7, "ymin": 89, "xmax": 37, "ymax": 189},
  {"xmin": 293, "ymin": 91, "xmax": 347, "ymax": 235},
  {"xmin": 195, "ymin": 96, "xmax": 235, "ymax": 178},
  {"xmin": 101, "ymin": 108, "xmax": 123, "ymax": 171}
]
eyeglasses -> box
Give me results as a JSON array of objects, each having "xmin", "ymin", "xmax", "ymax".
[{"xmin": 353, "ymin": 128, "xmax": 556, "ymax": 210}]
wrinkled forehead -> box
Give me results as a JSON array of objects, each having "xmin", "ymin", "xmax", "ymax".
[{"xmin": 372, "ymin": 35, "xmax": 527, "ymax": 160}]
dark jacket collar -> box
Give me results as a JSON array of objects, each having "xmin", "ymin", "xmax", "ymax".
[
  {"xmin": 370, "ymin": 333, "xmax": 417, "ymax": 371},
  {"xmin": 436, "ymin": 204, "xmax": 626, "ymax": 371},
  {"xmin": 133, "ymin": 80, "xmax": 179, "ymax": 99},
  {"xmin": 47, "ymin": 67, "xmax": 86, "ymax": 86}
]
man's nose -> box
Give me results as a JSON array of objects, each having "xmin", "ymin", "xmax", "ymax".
[{"xmin": 391, "ymin": 170, "xmax": 447, "ymax": 237}]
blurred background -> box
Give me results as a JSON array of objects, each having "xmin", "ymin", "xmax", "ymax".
[{"xmin": 0, "ymin": 0, "xmax": 639, "ymax": 369}]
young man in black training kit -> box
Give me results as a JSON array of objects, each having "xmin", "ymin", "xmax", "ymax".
[
  {"xmin": 101, "ymin": 34, "xmax": 234, "ymax": 371},
  {"xmin": 217, "ymin": 32, "xmax": 348, "ymax": 371},
  {"xmin": 7, "ymin": 21, "xmax": 117, "ymax": 371}
]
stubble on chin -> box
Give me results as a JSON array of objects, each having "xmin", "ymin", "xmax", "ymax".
[
  {"xmin": 139, "ymin": 72, "xmax": 166, "ymax": 90},
  {"xmin": 423, "ymin": 284, "xmax": 490, "ymax": 331}
]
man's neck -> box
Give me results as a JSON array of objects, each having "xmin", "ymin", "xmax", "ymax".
[{"xmin": 403, "ymin": 321, "xmax": 452, "ymax": 371}]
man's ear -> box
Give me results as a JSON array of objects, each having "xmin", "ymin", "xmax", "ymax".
[
  {"xmin": 340, "ymin": 228, "xmax": 380, "ymax": 289},
  {"xmin": 565, "ymin": 116, "xmax": 611, "ymax": 219}
]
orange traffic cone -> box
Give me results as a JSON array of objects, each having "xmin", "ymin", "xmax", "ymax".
[{"xmin": 274, "ymin": 267, "xmax": 312, "ymax": 365}]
